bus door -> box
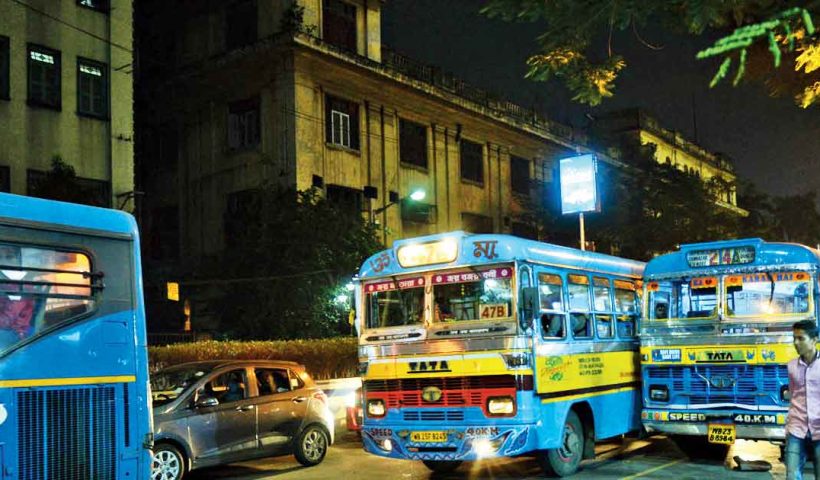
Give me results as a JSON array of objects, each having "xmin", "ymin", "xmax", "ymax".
[{"xmin": 532, "ymin": 269, "xmax": 569, "ymax": 394}]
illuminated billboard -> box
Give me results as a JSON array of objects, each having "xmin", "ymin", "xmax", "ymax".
[{"xmin": 559, "ymin": 154, "xmax": 599, "ymax": 215}]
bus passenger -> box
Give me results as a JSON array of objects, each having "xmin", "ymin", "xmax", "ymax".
[{"xmin": 0, "ymin": 245, "xmax": 35, "ymax": 342}]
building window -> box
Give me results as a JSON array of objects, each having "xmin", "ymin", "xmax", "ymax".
[
  {"xmin": 462, "ymin": 212, "xmax": 493, "ymax": 233},
  {"xmin": 401, "ymin": 201, "xmax": 435, "ymax": 224},
  {"xmin": 228, "ymin": 97, "xmax": 260, "ymax": 150},
  {"xmin": 322, "ymin": 0, "xmax": 357, "ymax": 52},
  {"xmin": 77, "ymin": 0, "xmax": 109, "ymax": 12},
  {"xmin": 326, "ymin": 184, "xmax": 363, "ymax": 214},
  {"xmin": 0, "ymin": 166, "xmax": 9, "ymax": 192},
  {"xmin": 399, "ymin": 119, "xmax": 427, "ymax": 169},
  {"xmin": 226, "ymin": 0, "xmax": 257, "ymax": 50},
  {"xmin": 511, "ymin": 156, "xmax": 530, "ymax": 195},
  {"xmin": 27, "ymin": 44, "xmax": 61, "ymax": 110},
  {"xmin": 27, "ymin": 169, "xmax": 110, "ymax": 207},
  {"xmin": 460, "ymin": 139, "xmax": 483, "ymax": 184},
  {"xmin": 0, "ymin": 36, "xmax": 9, "ymax": 100},
  {"xmin": 511, "ymin": 221, "xmax": 537, "ymax": 240},
  {"xmin": 325, "ymin": 95, "xmax": 359, "ymax": 150},
  {"xmin": 77, "ymin": 58, "xmax": 108, "ymax": 118}
]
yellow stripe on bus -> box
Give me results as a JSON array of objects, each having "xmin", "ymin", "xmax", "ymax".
[{"xmin": 0, "ymin": 375, "xmax": 137, "ymax": 388}]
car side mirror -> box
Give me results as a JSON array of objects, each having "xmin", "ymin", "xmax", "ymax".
[{"xmin": 195, "ymin": 397, "xmax": 219, "ymax": 408}]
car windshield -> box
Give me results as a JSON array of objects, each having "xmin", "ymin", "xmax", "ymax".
[
  {"xmin": 151, "ymin": 366, "xmax": 210, "ymax": 407},
  {"xmin": 432, "ymin": 267, "xmax": 513, "ymax": 323}
]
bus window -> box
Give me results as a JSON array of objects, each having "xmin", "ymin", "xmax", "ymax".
[
  {"xmin": 432, "ymin": 268, "xmax": 513, "ymax": 322},
  {"xmin": 365, "ymin": 284, "xmax": 425, "ymax": 329},
  {"xmin": 568, "ymin": 274, "xmax": 592, "ymax": 338},
  {"xmin": 0, "ymin": 243, "xmax": 94, "ymax": 353},
  {"xmin": 648, "ymin": 278, "xmax": 717, "ymax": 321},
  {"xmin": 538, "ymin": 273, "xmax": 565, "ymax": 339},
  {"xmin": 614, "ymin": 280, "xmax": 638, "ymax": 337},
  {"xmin": 593, "ymin": 277, "xmax": 613, "ymax": 338},
  {"xmin": 726, "ymin": 272, "xmax": 811, "ymax": 318}
]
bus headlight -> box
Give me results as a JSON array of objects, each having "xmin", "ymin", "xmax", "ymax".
[
  {"xmin": 649, "ymin": 385, "xmax": 669, "ymax": 402},
  {"xmin": 487, "ymin": 396, "xmax": 515, "ymax": 416},
  {"xmin": 367, "ymin": 399, "xmax": 386, "ymax": 417}
]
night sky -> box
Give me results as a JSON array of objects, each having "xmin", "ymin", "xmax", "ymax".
[{"xmin": 382, "ymin": 0, "xmax": 820, "ymax": 198}]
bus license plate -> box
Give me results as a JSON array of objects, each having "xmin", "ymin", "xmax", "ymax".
[
  {"xmin": 410, "ymin": 431, "xmax": 448, "ymax": 443},
  {"xmin": 707, "ymin": 424, "xmax": 735, "ymax": 444}
]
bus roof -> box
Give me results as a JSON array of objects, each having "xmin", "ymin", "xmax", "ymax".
[
  {"xmin": 0, "ymin": 192, "xmax": 137, "ymax": 237},
  {"xmin": 359, "ymin": 231, "xmax": 645, "ymax": 279},
  {"xmin": 645, "ymin": 238, "xmax": 820, "ymax": 278}
]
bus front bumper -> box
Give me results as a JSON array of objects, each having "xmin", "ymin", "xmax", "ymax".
[
  {"xmin": 642, "ymin": 409, "xmax": 786, "ymax": 441},
  {"xmin": 361, "ymin": 424, "xmax": 538, "ymax": 461}
]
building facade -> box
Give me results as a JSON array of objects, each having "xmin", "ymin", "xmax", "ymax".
[
  {"xmin": 0, "ymin": 0, "xmax": 134, "ymax": 209},
  {"xmin": 593, "ymin": 109, "xmax": 747, "ymax": 216},
  {"xmin": 136, "ymin": 0, "xmax": 592, "ymax": 263}
]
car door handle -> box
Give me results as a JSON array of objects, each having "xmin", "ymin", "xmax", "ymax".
[
  {"xmin": 235, "ymin": 405, "xmax": 255, "ymax": 412},
  {"xmin": 291, "ymin": 396, "xmax": 307, "ymax": 403}
]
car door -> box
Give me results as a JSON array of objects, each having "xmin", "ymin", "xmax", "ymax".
[
  {"xmin": 254, "ymin": 367, "xmax": 310, "ymax": 454},
  {"xmin": 186, "ymin": 367, "xmax": 259, "ymax": 466}
]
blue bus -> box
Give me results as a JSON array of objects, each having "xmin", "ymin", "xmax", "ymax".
[
  {"xmin": 0, "ymin": 193, "xmax": 152, "ymax": 479},
  {"xmin": 641, "ymin": 238, "xmax": 815, "ymax": 456},
  {"xmin": 355, "ymin": 231, "xmax": 645, "ymax": 476}
]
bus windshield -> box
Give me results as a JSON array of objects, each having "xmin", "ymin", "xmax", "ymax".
[
  {"xmin": 726, "ymin": 271, "xmax": 811, "ymax": 318},
  {"xmin": 364, "ymin": 277, "xmax": 425, "ymax": 329},
  {"xmin": 432, "ymin": 266, "xmax": 513, "ymax": 323},
  {"xmin": 648, "ymin": 277, "xmax": 717, "ymax": 321}
]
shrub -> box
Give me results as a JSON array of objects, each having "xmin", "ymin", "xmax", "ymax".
[{"xmin": 148, "ymin": 337, "xmax": 358, "ymax": 380}]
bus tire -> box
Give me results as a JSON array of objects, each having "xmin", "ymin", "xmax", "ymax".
[
  {"xmin": 670, "ymin": 435, "xmax": 729, "ymax": 461},
  {"xmin": 421, "ymin": 460, "xmax": 462, "ymax": 473},
  {"xmin": 152, "ymin": 443, "xmax": 186, "ymax": 480},
  {"xmin": 539, "ymin": 410, "xmax": 584, "ymax": 477}
]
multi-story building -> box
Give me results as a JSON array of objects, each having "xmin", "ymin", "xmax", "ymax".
[
  {"xmin": 135, "ymin": 0, "xmax": 601, "ymax": 330},
  {"xmin": 136, "ymin": 1, "xmax": 594, "ymax": 261},
  {"xmin": 593, "ymin": 108, "xmax": 747, "ymax": 216},
  {"xmin": 0, "ymin": 0, "xmax": 134, "ymax": 209}
]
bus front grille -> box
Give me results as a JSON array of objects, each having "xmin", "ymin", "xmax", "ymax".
[
  {"xmin": 17, "ymin": 386, "xmax": 117, "ymax": 480},
  {"xmin": 646, "ymin": 364, "xmax": 787, "ymax": 407}
]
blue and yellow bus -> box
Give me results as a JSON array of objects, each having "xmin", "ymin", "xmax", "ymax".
[
  {"xmin": 641, "ymin": 238, "xmax": 814, "ymax": 455},
  {"xmin": 355, "ymin": 231, "xmax": 645, "ymax": 476},
  {"xmin": 0, "ymin": 193, "xmax": 152, "ymax": 479}
]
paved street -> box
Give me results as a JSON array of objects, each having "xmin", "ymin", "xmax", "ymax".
[{"xmin": 187, "ymin": 432, "xmax": 795, "ymax": 480}]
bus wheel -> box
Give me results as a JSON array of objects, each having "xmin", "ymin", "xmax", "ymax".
[
  {"xmin": 421, "ymin": 460, "xmax": 462, "ymax": 473},
  {"xmin": 670, "ymin": 435, "xmax": 730, "ymax": 461},
  {"xmin": 539, "ymin": 410, "xmax": 584, "ymax": 477},
  {"xmin": 152, "ymin": 443, "xmax": 186, "ymax": 480}
]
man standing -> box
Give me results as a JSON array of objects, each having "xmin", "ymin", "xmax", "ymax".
[{"xmin": 786, "ymin": 319, "xmax": 820, "ymax": 479}]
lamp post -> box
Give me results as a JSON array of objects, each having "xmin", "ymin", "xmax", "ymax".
[{"xmin": 373, "ymin": 189, "xmax": 426, "ymax": 243}]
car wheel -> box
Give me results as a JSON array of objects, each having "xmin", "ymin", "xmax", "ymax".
[
  {"xmin": 421, "ymin": 460, "xmax": 462, "ymax": 473},
  {"xmin": 538, "ymin": 410, "xmax": 584, "ymax": 477},
  {"xmin": 152, "ymin": 443, "xmax": 186, "ymax": 480},
  {"xmin": 294, "ymin": 424, "xmax": 329, "ymax": 466}
]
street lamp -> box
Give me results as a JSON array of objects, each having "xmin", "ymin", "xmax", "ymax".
[{"xmin": 373, "ymin": 188, "xmax": 426, "ymax": 215}]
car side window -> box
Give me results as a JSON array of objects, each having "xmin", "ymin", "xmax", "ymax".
[
  {"xmin": 199, "ymin": 368, "xmax": 247, "ymax": 404},
  {"xmin": 289, "ymin": 369, "xmax": 305, "ymax": 390},
  {"xmin": 255, "ymin": 367, "xmax": 292, "ymax": 395}
]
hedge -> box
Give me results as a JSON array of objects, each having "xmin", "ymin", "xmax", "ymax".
[{"xmin": 148, "ymin": 337, "xmax": 358, "ymax": 380}]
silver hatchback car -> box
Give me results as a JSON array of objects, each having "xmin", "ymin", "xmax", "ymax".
[{"xmin": 150, "ymin": 360, "xmax": 334, "ymax": 480}]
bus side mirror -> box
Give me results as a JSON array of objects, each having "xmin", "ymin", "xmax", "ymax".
[{"xmin": 520, "ymin": 287, "xmax": 538, "ymax": 330}]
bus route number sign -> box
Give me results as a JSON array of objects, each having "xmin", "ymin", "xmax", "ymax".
[
  {"xmin": 707, "ymin": 424, "xmax": 735, "ymax": 444},
  {"xmin": 480, "ymin": 304, "xmax": 508, "ymax": 319}
]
